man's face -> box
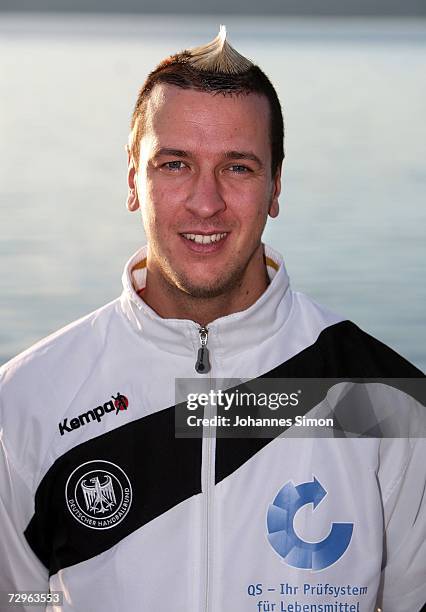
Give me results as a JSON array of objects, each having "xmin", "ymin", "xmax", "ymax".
[{"xmin": 127, "ymin": 84, "xmax": 281, "ymax": 298}]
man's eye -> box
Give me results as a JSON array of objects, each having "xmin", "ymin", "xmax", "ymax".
[
  {"xmin": 229, "ymin": 165, "xmax": 250, "ymax": 173},
  {"xmin": 163, "ymin": 161, "xmax": 186, "ymax": 171}
]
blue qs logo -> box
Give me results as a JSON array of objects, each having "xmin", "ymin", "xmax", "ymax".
[{"xmin": 267, "ymin": 476, "xmax": 353, "ymax": 571}]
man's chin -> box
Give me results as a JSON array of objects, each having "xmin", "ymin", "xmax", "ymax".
[
  {"xmin": 178, "ymin": 278, "xmax": 233, "ymax": 299},
  {"xmin": 161, "ymin": 251, "xmax": 256, "ymax": 300},
  {"xmin": 169, "ymin": 269, "xmax": 242, "ymax": 300}
]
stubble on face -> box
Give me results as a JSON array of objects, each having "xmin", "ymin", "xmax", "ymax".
[
  {"xmin": 142, "ymin": 187, "xmax": 274, "ymax": 323},
  {"xmin": 147, "ymin": 189, "xmax": 273, "ymax": 303},
  {"xmin": 157, "ymin": 240, "xmax": 264, "ymax": 300}
]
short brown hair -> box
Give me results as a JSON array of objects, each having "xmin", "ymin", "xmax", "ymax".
[{"xmin": 130, "ymin": 55, "xmax": 284, "ymax": 176}]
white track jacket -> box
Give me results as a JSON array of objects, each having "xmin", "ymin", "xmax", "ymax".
[{"xmin": 0, "ymin": 244, "xmax": 425, "ymax": 612}]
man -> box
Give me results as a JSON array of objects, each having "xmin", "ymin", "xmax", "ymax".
[{"xmin": 0, "ymin": 27, "xmax": 424, "ymax": 612}]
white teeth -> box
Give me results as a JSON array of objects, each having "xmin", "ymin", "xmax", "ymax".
[{"xmin": 182, "ymin": 233, "xmax": 227, "ymax": 244}]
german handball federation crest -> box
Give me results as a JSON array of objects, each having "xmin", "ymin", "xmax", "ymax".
[
  {"xmin": 82, "ymin": 474, "xmax": 116, "ymax": 514},
  {"xmin": 65, "ymin": 460, "xmax": 132, "ymax": 530}
]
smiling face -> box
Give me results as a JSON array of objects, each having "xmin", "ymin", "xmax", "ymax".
[{"xmin": 127, "ymin": 84, "xmax": 281, "ymax": 303}]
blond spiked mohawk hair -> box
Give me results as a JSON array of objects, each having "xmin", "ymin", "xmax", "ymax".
[
  {"xmin": 130, "ymin": 26, "xmax": 284, "ymax": 173},
  {"xmin": 185, "ymin": 25, "xmax": 253, "ymax": 74}
]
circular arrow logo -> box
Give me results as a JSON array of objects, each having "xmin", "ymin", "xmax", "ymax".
[{"xmin": 267, "ymin": 476, "xmax": 353, "ymax": 570}]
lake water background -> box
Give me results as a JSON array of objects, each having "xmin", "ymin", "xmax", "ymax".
[{"xmin": 1, "ymin": 14, "xmax": 425, "ymax": 370}]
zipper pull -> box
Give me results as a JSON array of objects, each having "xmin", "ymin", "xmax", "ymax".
[{"xmin": 195, "ymin": 326, "xmax": 211, "ymax": 374}]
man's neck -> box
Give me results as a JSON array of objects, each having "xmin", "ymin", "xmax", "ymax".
[{"xmin": 139, "ymin": 249, "xmax": 271, "ymax": 327}]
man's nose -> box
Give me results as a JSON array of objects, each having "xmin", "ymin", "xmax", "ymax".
[{"xmin": 184, "ymin": 170, "xmax": 226, "ymax": 218}]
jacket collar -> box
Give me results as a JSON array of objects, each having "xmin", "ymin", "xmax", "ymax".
[{"xmin": 120, "ymin": 243, "xmax": 292, "ymax": 359}]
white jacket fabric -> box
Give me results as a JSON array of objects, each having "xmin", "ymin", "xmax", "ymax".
[{"xmin": 0, "ymin": 244, "xmax": 425, "ymax": 612}]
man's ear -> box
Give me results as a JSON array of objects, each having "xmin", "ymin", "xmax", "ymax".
[
  {"xmin": 126, "ymin": 147, "xmax": 140, "ymax": 212},
  {"xmin": 269, "ymin": 165, "xmax": 282, "ymax": 219}
]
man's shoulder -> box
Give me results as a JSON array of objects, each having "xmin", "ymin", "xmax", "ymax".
[
  {"xmin": 0, "ymin": 298, "xmax": 121, "ymax": 388},
  {"xmin": 315, "ymin": 319, "xmax": 423, "ymax": 376},
  {"xmin": 284, "ymin": 291, "xmax": 423, "ymax": 378}
]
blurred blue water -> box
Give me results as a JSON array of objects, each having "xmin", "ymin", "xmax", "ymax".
[{"xmin": 0, "ymin": 15, "xmax": 425, "ymax": 370}]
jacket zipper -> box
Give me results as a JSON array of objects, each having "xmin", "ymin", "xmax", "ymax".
[
  {"xmin": 195, "ymin": 326, "xmax": 211, "ymax": 374},
  {"xmin": 196, "ymin": 325, "xmax": 215, "ymax": 611}
]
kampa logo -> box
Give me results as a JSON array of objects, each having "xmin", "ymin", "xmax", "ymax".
[{"xmin": 59, "ymin": 393, "xmax": 129, "ymax": 436}]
